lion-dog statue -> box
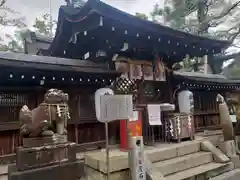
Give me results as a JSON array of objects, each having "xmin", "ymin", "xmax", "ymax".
[
  {"xmin": 224, "ymin": 92, "xmax": 240, "ymax": 153},
  {"xmin": 216, "ymin": 94, "xmax": 234, "ymax": 141},
  {"xmin": 19, "ymin": 89, "xmax": 70, "ymax": 138}
]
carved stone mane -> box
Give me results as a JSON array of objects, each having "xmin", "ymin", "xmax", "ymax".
[{"xmin": 19, "ymin": 89, "xmax": 70, "ymax": 138}]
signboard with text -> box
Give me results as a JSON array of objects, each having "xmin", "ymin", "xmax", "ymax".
[{"xmin": 99, "ymin": 95, "xmax": 133, "ymax": 122}]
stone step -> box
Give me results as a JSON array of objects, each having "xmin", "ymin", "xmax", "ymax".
[
  {"xmin": 155, "ymin": 152, "xmax": 213, "ymax": 176},
  {"xmin": 165, "ymin": 162, "xmax": 234, "ymax": 180},
  {"xmin": 0, "ymin": 175, "xmax": 7, "ymax": 180},
  {"xmin": 147, "ymin": 141, "xmax": 201, "ymax": 163},
  {"xmin": 210, "ymin": 169, "xmax": 240, "ymax": 180},
  {"xmin": 85, "ymin": 141, "xmax": 201, "ymax": 173},
  {"xmin": 0, "ymin": 165, "xmax": 7, "ymax": 176}
]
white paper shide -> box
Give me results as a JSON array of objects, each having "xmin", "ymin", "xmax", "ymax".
[
  {"xmin": 129, "ymin": 111, "xmax": 139, "ymax": 122},
  {"xmin": 147, "ymin": 104, "xmax": 162, "ymax": 125}
]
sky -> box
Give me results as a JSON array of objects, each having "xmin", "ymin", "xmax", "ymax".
[{"xmin": 1, "ymin": 0, "xmax": 162, "ymax": 39}]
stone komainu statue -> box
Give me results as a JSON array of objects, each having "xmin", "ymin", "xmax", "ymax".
[
  {"xmin": 19, "ymin": 89, "xmax": 70, "ymax": 138},
  {"xmin": 226, "ymin": 93, "xmax": 240, "ymax": 135},
  {"xmin": 216, "ymin": 94, "xmax": 235, "ymax": 141}
]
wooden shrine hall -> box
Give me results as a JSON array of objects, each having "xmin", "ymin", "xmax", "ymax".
[
  {"xmin": 0, "ymin": 52, "xmax": 119, "ymax": 157},
  {"xmin": 173, "ymin": 71, "xmax": 240, "ymax": 132},
  {"xmin": 0, "ymin": 0, "xmax": 236, "ymax": 157}
]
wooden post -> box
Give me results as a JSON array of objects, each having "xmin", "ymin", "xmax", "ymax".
[
  {"xmin": 204, "ymin": 55, "xmax": 208, "ymax": 74},
  {"xmin": 74, "ymin": 124, "xmax": 79, "ymax": 144}
]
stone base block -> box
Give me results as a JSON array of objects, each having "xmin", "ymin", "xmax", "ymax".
[
  {"xmin": 16, "ymin": 142, "xmax": 76, "ymax": 171},
  {"xmin": 219, "ymin": 140, "xmax": 236, "ymax": 157},
  {"xmin": 83, "ymin": 166, "xmax": 130, "ymax": 180},
  {"xmin": 8, "ymin": 161, "xmax": 84, "ymax": 180},
  {"xmin": 230, "ymin": 155, "xmax": 240, "ymax": 168},
  {"xmin": 23, "ymin": 134, "xmax": 67, "ymax": 148}
]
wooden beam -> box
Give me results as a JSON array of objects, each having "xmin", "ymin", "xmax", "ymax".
[{"xmin": 0, "ymin": 52, "xmax": 120, "ymax": 74}]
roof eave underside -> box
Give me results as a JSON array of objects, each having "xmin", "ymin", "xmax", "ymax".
[
  {"xmin": 0, "ymin": 52, "xmax": 120, "ymax": 75},
  {"xmin": 173, "ymin": 71, "xmax": 240, "ymax": 85},
  {"xmin": 48, "ymin": 0, "xmax": 231, "ymax": 63}
]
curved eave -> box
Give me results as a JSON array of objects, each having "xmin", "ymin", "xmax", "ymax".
[
  {"xmin": 48, "ymin": 6, "xmax": 102, "ymax": 56},
  {"xmin": 48, "ymin": 0, "xmax": 230, "ymax": 59},
  {"xmin": 89, "ymin": 0, "xmax": 230, "ymax": 48},
  {"xmin": 173, "ymin": 71, "xmax": 240, "ymax": 90},
  {"xmin": 0, "ymin": 52, "xmax": 120, "ymax": 76}
]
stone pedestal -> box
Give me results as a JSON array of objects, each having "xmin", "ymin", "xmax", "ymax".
[
  {"xmin": 219, "ymin": 141, "xmax": 240, "ymax": 170},
  {"xmin": 22, "ymin": 134, "xmax": 67, "ymax": 148},
  {"xmin": 8, "ymin": 161, "xmax": 83, "ymax": 180},
  {"xmin": 8, "ymin": 136, "xmax": 83, "ymax": 180}
]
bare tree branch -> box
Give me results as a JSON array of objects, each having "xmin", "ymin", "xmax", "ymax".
[
  {"xmin": 229, "ymin": 29, "xmax": 240, "ymax": 42},
  {"xmin": 0, "ymin": 0, "xmax": 6, "ymax": 7},
  {"xmin": 213, "ymin": 22, "xmax": 240, "ymax": 42},
  {"xmin": 197, "ymin": 1, "xmax": 240, "ymax": 34}
]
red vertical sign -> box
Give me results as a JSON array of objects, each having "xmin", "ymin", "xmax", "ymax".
[{"xmin": 120, "ymin": 111, "xmax": 142, "ymax": 151}]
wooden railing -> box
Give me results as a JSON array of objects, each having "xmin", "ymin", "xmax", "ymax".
[{"xmin": 193, "ymin": 91, "xmax": 221, "ymax": 131}]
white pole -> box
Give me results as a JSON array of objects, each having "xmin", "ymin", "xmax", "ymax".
[
  {"xmin": 49, "ymin": 0, "xmax": 53, "ymax": 37},
  {"xmin": 105, "ymin": 122, "xmax": 110, "ymax": 180}
]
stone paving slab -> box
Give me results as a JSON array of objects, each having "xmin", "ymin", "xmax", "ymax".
[
  {"xmin": 0, "ymin": 175, "xmax": 7, "ymax": 180},
  {"xmin": 0, "ymin": 165, "xmax": 7, "ymax": 176},
  {"xmin": 165, "ymin": 162, "xmax": 234, "ymax": 180},
  {"xmin": 210, "ymin": 168, "xmax": 240, "ymax": 180}
]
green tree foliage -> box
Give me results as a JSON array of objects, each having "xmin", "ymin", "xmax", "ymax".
[
  {"xmin": 150, "ymin": 0, "xmax": 240, "ymax": 42},
  {"xmin": 145, "ymin": 0, "xmax": 240, "ymax": 73},
  {"xmin": 135, "ymin": 12, "xmax": 148, "ymax": 20},
  {"xmin": 5, "ymin": 30, "xmax": 25, "ymax": 52},
  {"xmin": 33, "ymin": 13, "xmax": 57, "ymax": 36},
  {"xmin": 229, "ymin": 67, "xmax": 240, "ymax": 78}
]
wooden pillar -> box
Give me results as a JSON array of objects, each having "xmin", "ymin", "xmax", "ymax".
[
  {"xmin": 204, "ymin": 55, "xmax": 208, "ymax": 74},
  {"xmin": 74, "ymin": 124, "xmax": 79, "ymax": 144},
  {"xmin": 167, "ymin": 63, "xmax": 174, "ymax": 103}
]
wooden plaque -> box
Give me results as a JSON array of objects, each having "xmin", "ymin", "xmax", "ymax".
[
  {"xmin": 143, "ymin": 62, "xmax": 153, "ymax": 81},
  {"xmin": 129, "ymin": 61, "xmax": 143, "ymax": 80}
]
